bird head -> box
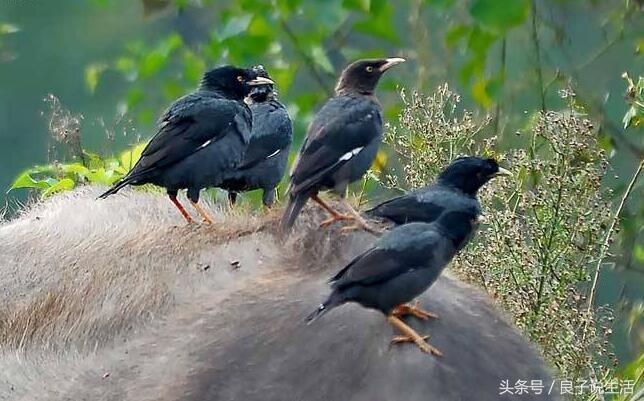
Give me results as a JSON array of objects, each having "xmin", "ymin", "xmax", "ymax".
[
  {"xmin": 335, "ymin": 57, "xmax": 405, "ymax": 95},
  {"xmin": 438, "ymin": 156, "xmax": 512, "ymax": 195},
  {"xmin": 200, "ymin": 65, "xmax": 274, "ymax": 100},
  {"xmin": 246, "ymin": 65, "xmax": 276, "ymax": 104}
]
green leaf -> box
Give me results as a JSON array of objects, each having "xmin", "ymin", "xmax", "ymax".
[
  {"xmin": 42, "ymin": 178, "xmax": 75, "ymax": 198},
  {"xmin": 353, "ymin": 3, "xmax": 399, "ymax": 43},
  {"xmin": 0, "ymin": 23, "xmax": 20, "ymax": 34},
  {"xmin": 425, "ymin": 0, "xmax": 455, "ymax": 9},
  {"xmin": 343, "ymin": 0, "xmax": 371, "ymax": 12},
  {"xmin": 467, "ymin": 26, "xmax": 497, "ymax": 56},
  {"xmin": 59, "ymin": 163, "xmax": 90, "ymax": 177},
  {"xmin": 182, "ymin": 50, "xmax": 206, "ymax": 84},
  {"xmin": 119, "ymin": 142, "xmax": 147, "ymax": 170},
  {"xmin": 310, "ymin": 45, "xmax": 334, "ymax": 73},
  {"xmin": 9, "ymin": 171, "xmax": 50, "ymax": 191},
  {"xmin": 83, "ymin": 150, "xmax": 104, "ymax": 169},
  {"xmin": 139, "ymin": 51, "xmax": 166, "ymax": 79},
  {"xmin": 114, "ymin": 56, "xmax": 137, "ymax": 80},
  {"xmin": 126, "ymin": 87, "xmax": 145, "ymax": 109},
  {"xmin": 633, "ymin": 244, "xmax": 644, "ymax": 263},
  {"xmin": 445, "ymin": 24, "xmax": 471, "ymax": 48},
  {"xmin": 470, "ymin": 0, "xmax": 528, "ymax": 32},
  {"xmin": 217, "ymin": 14, "xmax": 253, "ymax": 41},
  {"xmin": 84, "ymin": 63, "xmax": 107, "ymax": 93},
  {"xmin": 163, "ymin": 79, "xmax": 185, "ymax": 101}
]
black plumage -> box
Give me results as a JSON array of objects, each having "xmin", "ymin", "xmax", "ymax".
[
  {"xmin": 98, "ymin": 66, "xmax": 273, "ymax": 223},
  {"xmin": 366, "ymin": 156, "xmax": 512, "ymax": 225},
  {"xmin": 220, "ymin": 66, "xmax": 293, "ymax": 206},
  {"xmin": 280, "ymin": 57, "xmax": 405, "ymax": 234},
  {"xmin": 306, "ymin": 157, "xmax": 511, "ymax": 355}
]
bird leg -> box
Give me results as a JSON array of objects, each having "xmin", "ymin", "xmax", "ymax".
[
  {"xmin": 312, "ymin": 195, "xmax": 353, "ymax": 228},
  {"xmin": 387, "ymin": 315, "xmax": 442, "ymax": 356},
  {"xmin": 190, "ymin": 201, "xmax": 214, "ymax": 225},
  {"xmin": 392, "ymin": 300, "xmax": 439, "ymax": 320},
  {"xmin": 228, "ymin": 192, "xmax": 238, "ymax": 206},
  {"xmin": 168, "ymin": 194, "xmax": 195, "ymax": 224},
  {"xmin": 339, "ymin": 199, "xmax": 383, "ymax": 236}
]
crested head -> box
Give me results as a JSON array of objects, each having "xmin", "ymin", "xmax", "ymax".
[
  {"xmin": 438, "ymin": 156, "xmax": 512, "ymax": 195},
  {"xmin": 200, "ymin": 65, "xmax": 274, "ymax": 100},
  {"xmin": 335, "ymin": 57, "xmax": 405, "ymax": 95},
  {"xmin": 246, "ymin": 65, "xmax": 276, "ymax": 103}
]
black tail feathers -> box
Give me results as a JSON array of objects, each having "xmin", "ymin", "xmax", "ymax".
[
  {"xmin": 97, "ymin": 177, "xmax": 132, "ymax": 199},
  {"xmin": 279, "ymin": 193, "xmax": 308, "ymax": 235},
  {"xmin": 305, "ymin": 295, "xmax": 341, "ymax": 324}
]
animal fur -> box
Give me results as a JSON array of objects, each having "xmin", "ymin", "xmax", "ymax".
[{"xmin": 0, "ymin": 187, "xmax": 557, "ymax": 401}]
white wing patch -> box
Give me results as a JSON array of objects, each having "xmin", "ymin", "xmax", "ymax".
[
  {"xmin": 198, "ymin": 139, "xmax": 212, "ymax": 150},
  {"xmin": 266, "ymin": 149, "xmax": 281, "ymax": 159},
  {"xmin": 339, "ymin": 147, "xmax": 364, "ymax": 162}
]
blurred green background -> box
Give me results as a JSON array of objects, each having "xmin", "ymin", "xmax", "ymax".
[{"xmin": 0, "ymin": 0, "xmax": 642, "ymax": 366}]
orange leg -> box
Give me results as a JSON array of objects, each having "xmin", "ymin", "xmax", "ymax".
[
  {"xmin": 392, "ymin": 300, "xmax": 439, "ymax": 320},
  {"xmin": 190, "ymin": 201, "xmax": 214, "ymax": 225},
  {"xmin": 311, "ymin": 195, "xmax": 354, "ymax": 227},
  {"xmin": 338, "ymin": 199, "xmax": 383, "ymax": 236},
  {"xmin": 387, "ymin": 315, "xmax": 442, "ymax": 357},
  {"xmin": 169, "ymin": 194, "xmax": 194, "ymax": 224}
]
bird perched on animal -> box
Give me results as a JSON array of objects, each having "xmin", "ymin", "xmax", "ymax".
[
  {"xmin": 98, "ymin": 66, "xmax": 273, "ymax": 224},
  {"xmin": 220, "ymin": 65, "xmax": 293, "ymax": 206},
  {"xmin": 306, "ymin": 157, "xmax": 511, "ymax": 356},
  {"xmin": 280, "ymin": 57, "xmax": 405, "ymax": 235},
  {"xmin": 365, "ymin": 156, "xmax": 512, "ymax": 226}
]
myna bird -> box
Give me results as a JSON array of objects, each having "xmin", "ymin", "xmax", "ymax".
[
  {"xmin": 366, "ymin": 157, "xmax": 512, "ymax": 226},
  {"xmin": 98, "ymin": 66, "xmax": 273, "ymax": 224},
  {"xmin": 280, "ymin": 57, "xmax": 405, "ymax": 234},
  {"xmin": 306, "ymin": 158, "xmax": 511, "ymax": 356},
  {"xmin": 220, "ymin": 65, "xmax": 293, "ymax": 206}
]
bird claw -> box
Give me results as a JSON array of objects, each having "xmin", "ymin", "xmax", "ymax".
[
  {"xmin": 339, "ymin": 222, "xmax": 383, "ymax": 236},
  {"xmin": 392, "ymin": 301, "xmax": 439, "ymax": 320},
  {"xmin": 390, "ymin": 334, "xmax": 442, "ymax": 356},
  {"xmin": 319, "ymin": 214, "xmax": 353, "ymax": 228},
  {"xmin": 340, "ymin": 224, "xmax": 360, "ymax": 233},
  {"xmin": 391, "ymin": 334, "xmax": 430, "ymax": 343}
]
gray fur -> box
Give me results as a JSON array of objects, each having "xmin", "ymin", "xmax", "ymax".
[{"xmin": 0, "ymin": 187, "xmax": 558, "ymax": 400}]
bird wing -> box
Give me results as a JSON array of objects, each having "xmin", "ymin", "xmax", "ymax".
[
  {"xmin": 330, "ymin": 224, "xmax": 446, "ymax": 289},
  {"xmin": 288, "ymin": 96, "xmax": 382, "ymax": 195},
  {"xmin": 329, "ymin": 247, "xmax": 411, "ymax": 289},
  {"xmin": 238, "ymin": 101, "xmax": 292, "ymax": 170},
  {"xmin": 128, "ymin": 92, "xmax": 251, "ymax": 178},
  {"xmin": 367, "ymin": 185, "xmax": 480, "ymax": 224},
  {"xmin": 366, "ymin": 191, "xmax": 444, "ymax": 224}
]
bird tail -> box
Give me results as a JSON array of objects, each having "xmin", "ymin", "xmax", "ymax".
[
  {"xmin": 97, "ymin": 176, "xmax": 134, "ymax": 199},
  {"xmin": 279, "ymin": 193, "xmax": 308, "ymax": 234},
  {"xmin": 305, "ymin": 294, "xmax": 341, "ymax": 324}
]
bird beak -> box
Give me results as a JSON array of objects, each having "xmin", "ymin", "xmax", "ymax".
[
  {"xmin": 248, "ymin": 76, "xmax": 274, "ymax": 86},
  {"xmin": 492, "ymin": 167, "xmax": 513, "ymax": 178},
  {"xmin": 379, "ymin": 57, "xmax": 406, "ymax": 72}
]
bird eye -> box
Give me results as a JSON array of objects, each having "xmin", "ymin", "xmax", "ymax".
[
  {"xmin": 365, "ymin": 66, "xmax": 374, "ymax": 72},
  {"xmin": 237, "ymin": 75, "xmax": 244, "ymax": 82}
]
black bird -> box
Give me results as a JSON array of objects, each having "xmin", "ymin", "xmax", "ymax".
[
  {"xmin": 366, "ymin": 156, "xmax": 512, "ymax": 225},
  {"xmin": 280, "ymin": 57, "xmax": 405, "ymax": 234},
  {"xmin": 220, "ymin": 65, "xmax": 293, "ymax": 206},
  {"xmin": 306, "ymin": 158, "xmax": 511, "ymax": 356},
  {"xmin": 98, "ymin": 66, "xmax": 273, "ymax": 223}
]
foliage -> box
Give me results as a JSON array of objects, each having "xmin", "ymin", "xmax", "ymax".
[
  {"xmin": 8, "ymin": 144, "xmax": 146, "ymax": 199},
  {"xmin": 622, "ymin": 72, "xmax": 644, "ymax": 130},
  {"xmin": 381, "ymin": 84, "xmax": 637, "ymax": 399}
]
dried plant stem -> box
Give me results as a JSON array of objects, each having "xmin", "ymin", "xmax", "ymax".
[{"xmin": 583, "ymin": 158, "xmax": 643, "ymax": 341}]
